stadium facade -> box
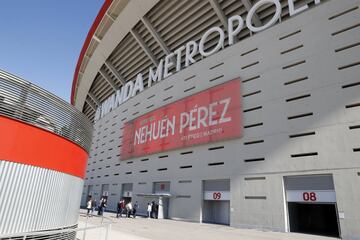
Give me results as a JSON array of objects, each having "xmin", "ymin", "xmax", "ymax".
[
  {"xmin": 72, "ymin": 0, "xmax": 360, "ymax": 239},
  {"xmin": 0, "ymin": 70, "xmax": 92, "ymax": 236}
]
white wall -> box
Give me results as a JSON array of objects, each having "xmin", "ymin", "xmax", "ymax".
[{"xmin": 0, "ymin": 161, "xmax": 83, "ymax": 234}]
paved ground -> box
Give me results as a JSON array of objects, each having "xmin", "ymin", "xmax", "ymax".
[{"xmin": 78, "ymin": 210, "xmax": 338, "ymax": 240}]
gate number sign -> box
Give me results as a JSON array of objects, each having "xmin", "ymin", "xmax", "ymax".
[
  {"xmin": 204, "ymin": 191, "xmax": 230, "ymax": 201},
  {"xmin": 302, "ymin": 192, "xmax": 317, "ymax": 202},
  {"xmin": 287, "ymin": 190, "xmax": 336, "ymax": 203},
  {"xmin": 213, "ymin": 192, "xmax": 222, "ymax": 200}
]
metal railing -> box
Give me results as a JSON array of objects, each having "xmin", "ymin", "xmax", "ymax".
[
  {"xmin": 0, "ymin": 214, "xmax": 112, "ymax": 240},
  {"xmin": 0, "ymin": 69, "xmax": 93, "ymax": 151}
]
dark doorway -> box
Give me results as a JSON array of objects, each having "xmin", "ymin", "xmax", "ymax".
[
  {"xmin": 288, "ymin": 203, "xmax": 340, "ymax": 237},
  {"xmin": 202, "ymin": 200, "xmax": 230, "ymax": 225}
]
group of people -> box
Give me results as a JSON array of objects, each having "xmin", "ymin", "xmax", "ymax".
[
  {"xmin": 86, "ymin": 197, "xmax": 108, "ymax": 217},
  {"xmin": 147, "ymin": 201, "xmax": 159, "ymax": 219},
  {"xmin": 116, "ymin": 199, "xmax": 139, "ymax": 218},
  {"xmin": 116, "ymin": 199, "xmax": 160, "ymax": 219},
  {"xmin": 87, "ymin": 197, "xmax": 160, "ymax": 219}
]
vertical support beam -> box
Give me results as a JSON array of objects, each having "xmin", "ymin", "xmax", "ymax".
[
  {"xmin": 93, "ymin": 35, "xmax": 102, "ymax": 43},
  {"xmin": 241, "ymin": 0, "xmax": 262, "ymax": 27},
  {"xmin": 104, "ymin": 61, "xmax": 126, "ymax": 85},
  {"xmin": 14, "ymin": 82, "xmax": 31, "ymax": 120},
  {"xmin": 208, "ymin": 0, "xmax": 228, "ymax": 30},
  {"xmin": 88, "ymin": 92, "xmax": 101, "ymax": 107},
  {"xmin": 106, "ymin": 12, "xmax": 116, "ymax": 22},
  {"xmin": 85, "ymin": 98, "xmax": 97, "ymax": 111},
  {"xmin": 142, "ymin": 16, "xmax": 170, "ymax": 55},
  {"xmin": 99, "ymin": 68, "xmax": 117, "ymax": 91},
  {"xmin": 130, "ymin": 29, "xmax": 159, "ymax": 65}
]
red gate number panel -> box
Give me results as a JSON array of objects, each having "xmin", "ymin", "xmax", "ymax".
[
  {"xmin": 213, "ymin": 192, "xmax": 222, "ymax": 200},
  {"xmin": 302, "ymin": 192, "xmax": 317, "ymax": 202}
]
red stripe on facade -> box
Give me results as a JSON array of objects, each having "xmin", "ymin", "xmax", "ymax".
[
  {"xmin": 0, "ymin": 116, "xmax": 88, "ymax": 179},
  {"xmin": 71, "ymin": 0, "xmax": 113, "ymax": 105}
]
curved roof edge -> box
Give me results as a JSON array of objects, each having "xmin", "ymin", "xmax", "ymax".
[{"xmin": 70, "ymin": 0, "xmax": 113, "ymax": 105}]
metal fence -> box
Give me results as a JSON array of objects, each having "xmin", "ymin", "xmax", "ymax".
[
  {"xmin": 0, "ymin": 69, "xmax": 93, "ymax": 151},
  {"xmin": 0, "ymin": 215, "xmax": 111, "ymax": 240}
]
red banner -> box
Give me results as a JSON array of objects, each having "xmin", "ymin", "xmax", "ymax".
[{"xmin": 121, "ymin": 79, "xmax": 242, "ymax": 160}]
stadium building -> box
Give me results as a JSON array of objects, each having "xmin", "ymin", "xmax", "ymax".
[
  {"xmin": 72, "ymin": 0, "xmax": 360, "ymax": 239},
  {"xmin": 0, "ymin": 70, "xmax": 92, "ymax": 236}
]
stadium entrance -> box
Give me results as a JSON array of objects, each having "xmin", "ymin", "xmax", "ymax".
[
  {"xmin": 202, "ymin": 179, "xmax": 230, "ymax": 225},
  {"xmin": 285, "ymin": 175, "xmax": 340, "ymax": 237}
]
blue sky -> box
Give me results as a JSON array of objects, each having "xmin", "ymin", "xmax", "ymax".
[{"xmin": 0, "ymin": 1, "xmax": 104, "ymax": 102}]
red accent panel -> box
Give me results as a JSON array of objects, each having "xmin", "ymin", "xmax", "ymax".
[
  {"xmin": 121, "ymin": 79, "xmax": 242, "ymax": 160},
  {"xmin": 0, "ymin": 116, "xmax": 88, "ymax": 179},
  {"xmin": 71, "ymin": 0, "xmax": 113, "ymax": 105}
]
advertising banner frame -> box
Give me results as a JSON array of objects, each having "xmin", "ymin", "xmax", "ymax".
[{"xmin": 121, "ymin": 79, "xmax": 242, "ymax": 160}]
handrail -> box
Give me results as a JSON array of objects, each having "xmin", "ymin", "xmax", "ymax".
[{"xmin": 0, "ymin": 212, "xmax": 112, "ymax": 240}]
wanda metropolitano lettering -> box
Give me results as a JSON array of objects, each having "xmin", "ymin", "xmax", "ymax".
[{"xmin": 94, "ymin": 0, "xmax": 322, "ymax": 122}]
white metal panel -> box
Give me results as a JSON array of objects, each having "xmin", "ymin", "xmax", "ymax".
[
  {"xmin": 0, "ymin": 161, "xmax": 83, "ymax": 234},
  {"xmin": 284, "ymin": 175, "xmax": 335, "ymax": 190}
]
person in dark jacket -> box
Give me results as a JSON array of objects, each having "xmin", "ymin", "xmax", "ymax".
[
  {"xmin": 98, "ymin": 198, "xmax": 103, "ymax": 215},
  {"xmin": 101, "ymin": 198, "xmax": 107, "ymax": 215},
  {"xmin": 116, "ymin": 199, "xmax": 123, "ymax": 218},
  {"xmin": 133, "ymin": 201, "xmax": 139, "ymax": 218},
  {"xmin": 151, "ymin": 201, "xmax": 155, "ymax": 218},
  {"xmin": 154, "ymin": 202, "xmax": 159, "ymax": 219},
  {"xmin": 120, "ymin": 199, "xmax": 125, "ymax": 217}
]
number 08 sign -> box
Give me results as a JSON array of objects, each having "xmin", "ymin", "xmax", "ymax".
[{"xmin": 286, "ymin": 190, "xmax": 336, "ymax": 203}]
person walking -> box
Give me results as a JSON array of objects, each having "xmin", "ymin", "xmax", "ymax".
[
  {"xmin": 120, "ymin": 199, "xmax": 125, "ymax": 217},
  {"xmin": 133, "ymin": 201, "xmax": 139, "ymax": 218},
  {"xmin": 98, "ymin": 198, "xmax": 103, "ymax": 215},
  {"xmin": 151, "ymin": 201, "xmax": 156, "ymax": 218},
  {"xmin": 126, "ymin": 201, "xmax": 133, "ymax": 218},
  {"xmin": 86, "ymin": 198, "xmax": 92, "ymax": 216},
  {"xmin": 116, "ymin": 199, "xmax": 122, "ymax": 218},
  {"xmin": 101, "ymin": 198, "xmax": 107, "ymax": 216},
  {"xmin": 91, "ymin": 199, "xmax": 97, "ymax": 217},
  {"xmin": 154, "ymin": 202, "xmax": 159, "ymax": 219},
  {"xmin": 147, "ymin": 202, "xmax": 152, "ymax": 218}
]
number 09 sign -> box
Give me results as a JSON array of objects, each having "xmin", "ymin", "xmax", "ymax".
[{"xmin": 204, "ymin": 191, "xmax": 230, "ymax": 201}]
